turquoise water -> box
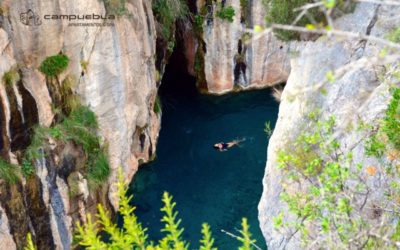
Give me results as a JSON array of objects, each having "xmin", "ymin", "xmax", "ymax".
[{"xmin": 128, "ymin": 71, "xmax": 278, "ymax": 249}]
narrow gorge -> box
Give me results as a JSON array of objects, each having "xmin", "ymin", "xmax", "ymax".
[{"xmin": 0, "ymin": 0, "xmax": 399, "ymax": 249}]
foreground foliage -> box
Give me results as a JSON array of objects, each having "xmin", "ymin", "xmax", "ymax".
[
  {"xmin": 263, "ymin": 0, "xmax": 354, "ymax": 41},
  {"xmin": 75, "ymin": 171, "xmax": 257, "ymax": 249},
  {"xmin": 274, "ymin": 86, "xmax": 400, "ymax": 249},
  {"xmin": 24, "ymin": 233, "xmax": 36, "ymax": 250},
  {"xmin": 263, "ymin": 0, "xmax": 323, "ymax": 40}
]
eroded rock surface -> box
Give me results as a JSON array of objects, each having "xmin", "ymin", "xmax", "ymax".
[
  {"xmin": 0, "ymin": 0, "xmax": 160, "ymax": 248},
  {"xmin": 258, "ymin": 3, "xmax": 400, "ymax": 249},
  {"xmin": 199, "ymin": 0, "xmax": 292, "ymax": 93}
]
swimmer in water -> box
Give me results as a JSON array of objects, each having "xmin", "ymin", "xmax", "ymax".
[{"xmin": 213, "ymin": 139, "xmax": 244, "ymax": 151}]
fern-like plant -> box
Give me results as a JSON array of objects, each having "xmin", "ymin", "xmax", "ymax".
[{"xmin": 74, "ymin": 169, "xmax": 257, "ymax": 250}]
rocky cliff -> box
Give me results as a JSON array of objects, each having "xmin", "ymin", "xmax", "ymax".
[
  {"xmin": 194, "ymin": 0, "xmax": 290, "ymax": 93},
  {"xmin": 0, "ymin": 0, "xmax": 160, "ymax": 248},
  {"xmin": 2, "ymin": 0, "xmax": 396, "ymax": 249},
  {"xmin": 0, "ymin": 0, "xmax": 292, "ymax": 248},
  {"xmin": 258, "ymin": 2, "xmax": 400, "ymax": 249}
]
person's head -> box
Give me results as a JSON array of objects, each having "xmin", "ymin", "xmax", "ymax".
[{"xmin": 213, "ymin": 143, "xmax": 223, "ymax": 149}]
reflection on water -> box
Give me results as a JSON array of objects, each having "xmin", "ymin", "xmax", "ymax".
[{"xmin": 127, "ymin": 82, "xmax": 278, "ymax": 249}]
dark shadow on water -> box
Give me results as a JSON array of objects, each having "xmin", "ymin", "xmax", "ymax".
[{"xmin": 126, "ymin": 43, "xmax": 278, "ymax": 249}]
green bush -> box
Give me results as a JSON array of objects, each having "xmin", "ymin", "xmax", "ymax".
[
  {"xmin": 263, "ymin": 0, "xmax": 356, "ymax": 41},
  {"xmin": 74, "ymin": 171, "xmax": 257, "ymax": 249},
  {"xmin": 103, "ymin": 0, "xmax": 128, "ymax": 16},
  {"xmin": 387, "ymin": 27, "xmax": 400, "ymax": 43},
  {"xmin": 23, "ymin": 105, "xmax": 110, "ymax": 187},
  {"xmin": 366, "ymin": 87, "xmax": 400, "ymax": 156},
  {"xmin": 39, "ymin": 54, "xmax": 69, "ymax": 77},
  {"xmin": 383, "ymin": 87, "xmax": 400, "ymax": 148},
  {"xmin": 153, "ymin": 0, "xmax": 189, "ymax": 40},
  {"xmin": 2, "ymin": 68, "xmax": 20, "ymax": 86},
  {"xmin": 216, "ymin": 5, "xmax": 236, "ymax": 23},
  {"xmin": 194, "ymin": 15, "xmax": 204, "ymax": 34},
  {"xmin": 87, "ymin": 151, "xmax": 110, "ymax": 188},
  {"xmin": 21, "ymin": 159, "xmax": 35, "ymax": 178},
  {"xmin": 0, "ymin": 158, "xmax": 19, "ymax": 184},
  {"xmin": 263, "ymin": 0, "xmax": 323, "ymax": 41}
]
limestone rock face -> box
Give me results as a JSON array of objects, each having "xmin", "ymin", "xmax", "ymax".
[
  {"xmin": 0, "ymin": 0, "xmax": 160, "ymax": 247},
  {"xmin": 200, "ymin": 0, "xmax": 292, "ymax": 94},
  {"xmin": 258, "ymin": 3, "xmax": 399, "ymax": 249},
  {"xmin": 0, "ymin": 205, "xmax": 17, "ymax": 250}
]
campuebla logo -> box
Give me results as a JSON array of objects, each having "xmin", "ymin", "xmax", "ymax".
[{"xmin": 20, "ymin": 9, "xmax": 42, "ymax": 26}]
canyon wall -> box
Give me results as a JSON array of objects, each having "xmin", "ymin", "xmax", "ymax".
[
  {"xmin": 193, "ymin": 0, "xmax": 291, "ymax": 94},
  {"xmin": 2, "ymin": 0, "xmax": 392, "ymax": 248},
  {"xmin": 0, "ymin": 0, "xmax": 160, "ymax": 248},
  {"xmin": 258, "ymin": 3, "xmax": 400, "ymax": 249}
]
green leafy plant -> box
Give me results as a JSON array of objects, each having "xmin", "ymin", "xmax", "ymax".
[
  {"xmin": 23, "ymin": 105, "xmax": 110, "ymax": 188},
  {"xmin": 74, "ymin": 170, "xmax": 257, "ymax": 249},
  {"xmin": 263, "ymin": 0, "xmax": 355, "ymax": 41},
  {"xmin": 263, "ymin": 0, "xmax": 324, "ymax": 41},
  {"xmin": 153, "ymin": 0, "xmax": 189, "ymax": 40},
  {"xmin": 0, "ymin": 158, "xmax": 20, "ymax": 184},
  {"xmin": 194, "ymin": 15, "xmax": 205, "ymax": 34},
  {"xmin": 167, "ymin": 40, "xmax": 175, "ymax": 53},
  {"xmin": 200, "ymin": 224, "xmax": 217, "ymax": 250},
  {"xmin": 274, "ymin": 90, "xmax": 400, "ymax": 249},
  {"xmin": 2, "ymin": 68, "xmax": 20, "ymax": 86},
  {"xmin": 21, "ymin": 159, "xmax": 35, "ymax": 178},
  {"xmin": 103, "ymin": 0, "xmax": 128, "ymax": 16},
  {"xmin": 366, "ymin": 87, "xmax": 400, "ymax": 157},
  {"xmin": 264, "ymin": 121, "xmax": 273, "ymax": 137},
  {"xmin": 24, "ymin": 233, "xmax": 36, "ymax": 250},
  {"xmin": 216, "ymin": 5, "xmax": 235, "ymax": 23},
  {"xmin": 386, "ymin": 27, "xmax": 400, "ymax": 43},
  {"xmin": 154, "ymin": 95, "xmax": 162, "ymax": 114},
  {"xmin": 39, "ymin": 54, "xmax": 69, "ymax": 77}
]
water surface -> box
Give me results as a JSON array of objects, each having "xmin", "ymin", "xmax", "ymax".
[{"xmin": 128, "ymin": 76, "xmax": 278, "ymax": 249}]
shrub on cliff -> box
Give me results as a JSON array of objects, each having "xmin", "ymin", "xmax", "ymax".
[
  {"xmin": 274, "ymin": 86, "xmax": 400, "ymax": 249},
  {"xmin": 39, "ymin": 54, "xmax": 69, "ymax": 77},
  {"xmin": 23, "ymin": 105, "xmax": 110, "ymax": 189},
  {"xmin": 263, "ymin": 0, "xmax": 324, "ymax": 41},
  {"xmin": 153, "ymin": 0, "xmax": 189, "ymax": 40},
  {"xmin": 103, "ymin": 0, "xmax": 128, "ymax": 16},
  {"xmin": 216, "ymin": 5, "xmax": 236, "ymax": 23},
  {"xmin": 387, "ymin": 27, "xmax": 400, "ymax": 43},
  {"xmin": 0, "ymin": 158, "xmax": 20, "ymax": 184},
  {"xmin": 74, "ymin": 170, "xmax": 257, "ymax": 250},
  {"xmin": 2, "ymin": 68, "xmax": 20, "ymax": 86},
  {"xmin": 263, "ymin": 0, "xmax": 355, "ymax": 41}
]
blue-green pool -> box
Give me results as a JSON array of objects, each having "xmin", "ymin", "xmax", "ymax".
[{"xmin": 128, "ymin": 76, "xmax": 278, "ymax": 249}]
